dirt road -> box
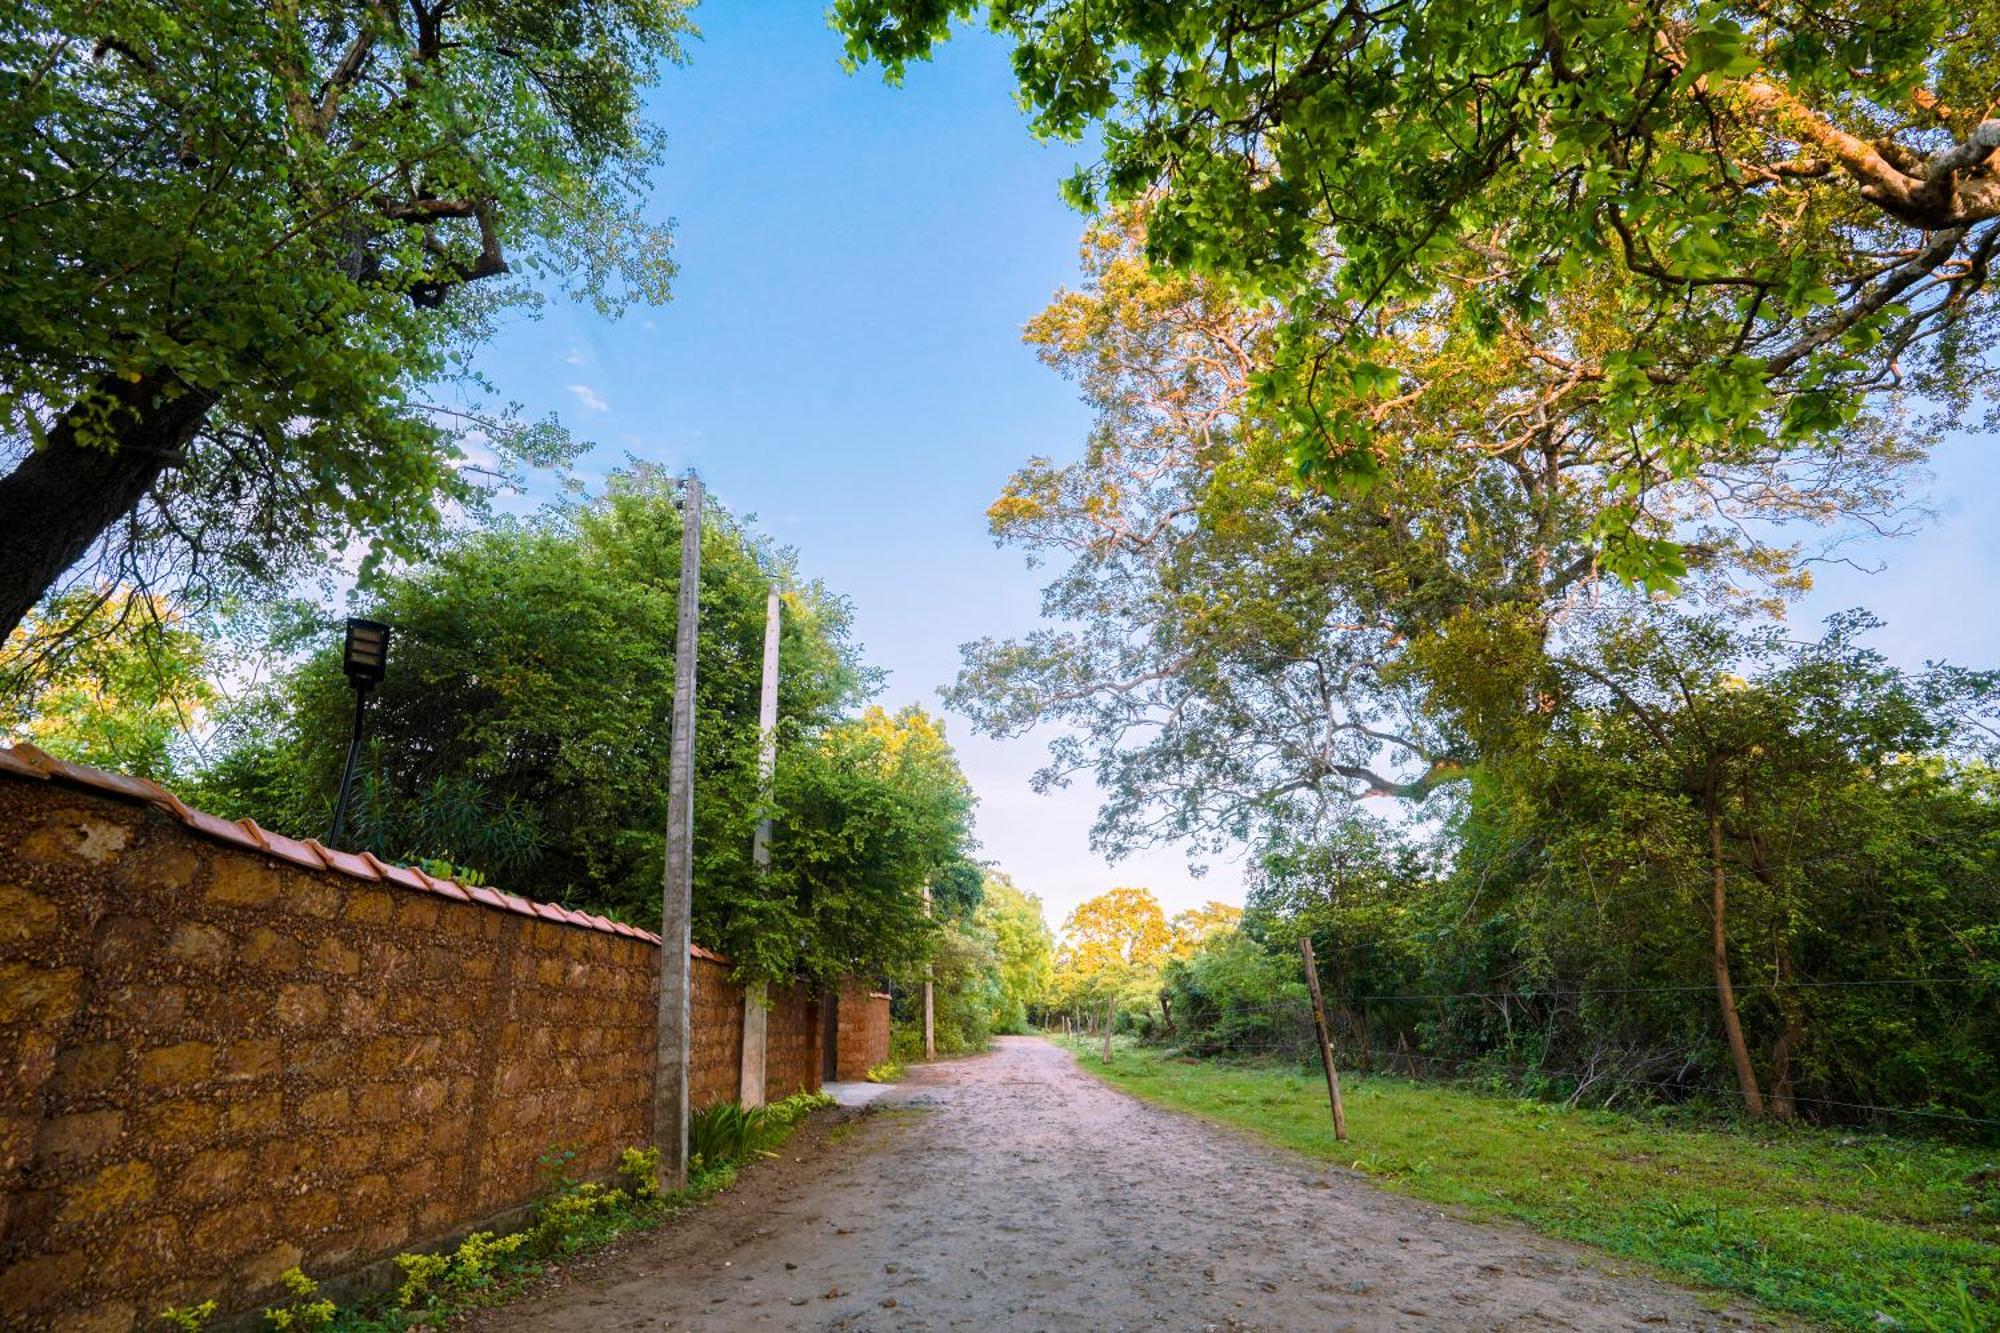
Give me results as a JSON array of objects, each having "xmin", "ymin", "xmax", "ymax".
[{"xmin": 473, "ymin": 1037, "xmax": 1777, "ymax": 1332}]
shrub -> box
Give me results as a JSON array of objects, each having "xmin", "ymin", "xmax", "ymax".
[
  {"xmin": 688, "ymin": 1103, "xmax": 771, "ymax": 1172},
  {"xmin": 393, "ymin": 1252, "xmax": 451, "ymax": 1310},
  {"xmin": 160, "ymin": 1301, "xmax": 216, "ymax": 1332},
  {"xmin": 264, "ymin": 1269, "xmax": 334, "ymax": 1332},
  {"xmin": 618, "ymin": 1145, "xmax": 662, "ymax": 1200}
]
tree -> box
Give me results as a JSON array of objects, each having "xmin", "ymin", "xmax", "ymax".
[
  {"xmin": 947, "ymin": 214, "xmax": 1917, "ymax": 861},
  {"xmin": 0, "ymin": 0, "xmax": 689, "ymax": 641},
  {"xmin": 1439, "ymin": 606, "xmax": 2000, "ymax": 1121},
  {"xmin": 838, "ymin": 0, "xmax": 1999, "ymax": 582},
  {"xmin": 194, "ymin": 469, "xmax": 909, "ymax": 980},
  {"xmin": 761, "ymin": 704, "xmax": 981, "ymax": 985},
  {"xmin": 1053, "ymin": 885, "xmax": 1173, "ymax": 1024},
  {"xmin": 0, "ymin": 586, "xmax": 216, "ymax": 779},
  {"xmin": 975, "ymin": 873, "xmax": 1055, "ymax": 1032}
]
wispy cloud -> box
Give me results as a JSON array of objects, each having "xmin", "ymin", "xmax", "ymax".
[{"xmin": 567, "ymin": 383, "xmax": 608, "ymax": 413}]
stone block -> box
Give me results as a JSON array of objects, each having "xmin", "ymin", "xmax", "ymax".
[
  {"xmin": 175, "ymin": 1147, "xmax": 250, "ymax": 1204},
  {"xmin": 275, "ymin": 983, "xmax": 329, "ymax": 1027},
  {"xmin": 396, "ymin": 897, "xmax": 441, "ymax": 930},
  {"xmin": 241, "ymin": 927, "xmax": 304, "ymax": 971},
  {"xmin": 187, "ymin": 1198, "xmax": 272, "ymax": 1261},
  {"xmin": 0, "ymin": 883, "xmax": 58, "ymax": 951},
  {"xmin": 283, "ymin": 1191, "xmax": 339, "ymax": 1234},
  {"xmin": 50, "ymin": 1300, "xmax": 138, "ymax": 1333},
  {"xmin": 298, "ymin": 1087, "xmax": 348, "ymax": 1128},
  {"xmin": 239, "ymin": 1240, "xmax": 305, "ymax": 1290},
  {"xmin": 0, "ymin": 963, "xmax": 82, "ymax": 1026},
  {"xmin": 0, "ymin": 1250, "xmax": 88, "ymax": 1314},
  {"xmin": 133, "ymin": 1097, "xmax": 218, "ymax": 1146},
  {"xmin": 49, "ymin": 1041, "xmax": 124, "ymax": 1098},
  {"xmin": 100, "ymin": 981, "xmax": 186, "ymax": 1028},
  {"xmin": 217, "ymin": 1038, "xmax": 278, "ymax": 1083},
  {"xmin": 356, "ymin": 1083, "xmax": 400, "ymax": 1124},
  {"xmin": 206, "ymin": 858, "xmax": 281, "ymax": 906},
  {"xmin": 342, "ymin": 888, "xmax": 395, "ymax": 925},
  {"xmin": 224, "ymin": 1090, "xmax": 283, "ymax": 1137},
  {"xmin": 96, "ymin": 1212, "xmax": 178, "ymax": 1286},
  {"xmin": 165, "ymin": 921, "xmax": 231, "ymax": 968},
  {"xmin": 136, "ymin": 1040, "xmax": 213, "ymax": 1088},
  {"xmin": 312, "ymin": 936, "xmax": 360, "ymax": 975},
  {"xmin": 18, "ymin": 810, "xmax": 131, "ymax": 865},
  {"xmin": 56, "ymin": 1159, "xmax": 155, "ymax": 1224},
  {"xmin": 33, "ymin": 1110, "xmax": 124, "ymax": 1169}
]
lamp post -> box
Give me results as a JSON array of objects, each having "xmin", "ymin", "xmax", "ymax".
[{"xmin": 326, "ymin": 617, "xmax": 391, "ymax": 848}]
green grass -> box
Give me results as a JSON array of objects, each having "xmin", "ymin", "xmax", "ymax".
[{"xmin": 1061, "ymin": 1037, "xmax": 1999, "ymax": 1331}]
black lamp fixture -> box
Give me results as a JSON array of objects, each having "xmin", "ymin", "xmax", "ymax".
[{"xmin": 326, "ymin": 617, "xmax": 391, "ymax": 848}]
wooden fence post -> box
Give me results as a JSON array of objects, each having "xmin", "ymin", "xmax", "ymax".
[{"xmin": 1299, "ymin": 937, "xmax": 1348, "ymax": 1142}]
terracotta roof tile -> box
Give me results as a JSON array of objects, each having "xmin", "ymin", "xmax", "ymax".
[
  {"xmin": 362, "ymin": 853, "xmax": 428, "ymax": 893},
  {"xmin": 0, "ymin": 743, "xmax": 723, "ymax": 957},
  {"xmin": 306, "ymin": 840, "xmax": 380, "ymax": 881},
  {"xmin": 409, "ymin": 867, "xmax": 472, "ymax": 903},
  {"xmin": 178, "ymin": 805, "xmax": 265, "ymax": 853},
  {"xmin": 496, "ymin": 891, "xmax": 541, "ymax": 920},
  {"xmin": 463, "ymin": 883, "xmax": 509, "ymax": 912},
  {"xmin": 238, "ymin": 819, "xmax": 327, "ymax": 872},
  {"xmin": 0, "ymin": 747, "xmax": 49, "ymax": 780}
]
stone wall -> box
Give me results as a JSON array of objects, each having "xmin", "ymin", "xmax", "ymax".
[
  {"xmin": 763, "ymin": 984, "xmax": 823, "ymax": 1100},
  {"xmin": 834, "ymin": 982, "xmax": 892, "ymax": 1082},
  {"xmin": 0, "ymin": 749, "xmax": 829, "ymax": 1331}
]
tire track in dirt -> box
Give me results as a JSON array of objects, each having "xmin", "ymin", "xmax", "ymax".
[{"xmin": 469, "ymin": 1036, "xmax": 1785, "ymax": 1331}]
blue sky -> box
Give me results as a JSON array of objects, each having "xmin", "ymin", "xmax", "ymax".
[{"xmin": 474, "ymin": 4, "xmax": 1995, "ymax": 930}]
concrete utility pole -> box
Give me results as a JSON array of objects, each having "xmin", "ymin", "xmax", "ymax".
[
  {"xmin": 655, "ymin": 472, "xmax": 701, "ymax": 1190},
  {"xmin": 922, "ymin": 884, "xmax": 936, "ymax": 1060},
  {"xmin": 739, "ymin": 584, "xmax": 780, "ymax": 1107}
]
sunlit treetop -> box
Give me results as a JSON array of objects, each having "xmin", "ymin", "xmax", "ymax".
[{"xmin": 838, "ymin": 0, "xmax": 2000, "ymax": 584}]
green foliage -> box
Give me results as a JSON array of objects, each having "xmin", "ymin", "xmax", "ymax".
[
  {"xmin": 2, "ymin": 587, "xmax": 216, "ymax": 779},
  {"xmin": 0, "ymin": 0, "xmax": 690, "ymax": 636},
  {"xmin": 617, "ymin": 1146, "xmax": 662, "ymax": 1201},
  {"xmin": 1070, "ymin": 1042, "xmax": 2000, "ymax": 1331},
  {"xmin": 195, "ymin": 472, "xmax": 974, "ymax": 986},
  {"xmin": 159, "ymin": 1301, "xmax": 217, "ymax": 1332},
  {"xmin": 687, "ymin": 1103, "xmax": 775, "ymax": 1171},
  {"xmin": 687, "ymin": 1092, "xmax": 833, "ymax": 1175},
  {"xmin": 390, "ymin": 1253, "xmax": 450, "ymax": 1311},
  {"xmin": 838, "ymin": 0, "xmax": 2000, "ymax": 584},
  {"xmin": 760, "ymin": 704, "xmax": 979, "ymax": 986},
  {"xmin": 865, "ymin": 1060, "xmax": 904, "ymax": 1083},
  {"xmin": 975, "ymin": 874, "xmax": 1055, "ymax": 1033},
  {"xmin": 264, "ymin": 1268, "xmax": 334, "ymax": 1332},
  {"xmin": 1148, "ymin": 612, "xmax": 2000, "ymax": 1137},
  {"xmin": 531, "ymin": 1182, "xmax": 631, "ymax": 1256},
  {"xmin": 1159, "ymin": 931, "xmax": 1310, "ymax": 1061}
]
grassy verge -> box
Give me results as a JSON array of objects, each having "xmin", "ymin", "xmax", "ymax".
[{"xmin": 1060, "ymin": 1037, "xmax": 1998, "ymax": 1332}]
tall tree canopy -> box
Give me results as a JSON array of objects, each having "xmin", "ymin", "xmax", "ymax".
[
  {"xmin": 948, "ymin": 215, "xmax": 1916, "ymax": 860},
  {"xmin": 839, "ymin": 0, "xmax": 1999, "ymax": 582},
  {"xmin": 0, "ymin": 0, "xmax": 689, "ymax": 642},
  {"xmin": 196, "ymin": 470, "xmax": 979, "ymax": 985}
]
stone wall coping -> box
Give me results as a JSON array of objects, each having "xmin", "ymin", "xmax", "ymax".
[{"xmin": 0, "ymin": 741, "xmax": 730, "ymax": 963}]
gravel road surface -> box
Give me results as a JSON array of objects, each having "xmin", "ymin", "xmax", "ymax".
[{"xmin": 470, "ymin": 1036, "xmax": 1779, "ymax": 1332}]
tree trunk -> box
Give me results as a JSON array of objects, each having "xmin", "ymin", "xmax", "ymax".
[
  {"xmin": 1706, "ymin": 777, "xmax": 1764, "ymax": 1118},
  {"xmin": 0, "ymin": 377, "xmax": 214, "ymax": 639}
]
